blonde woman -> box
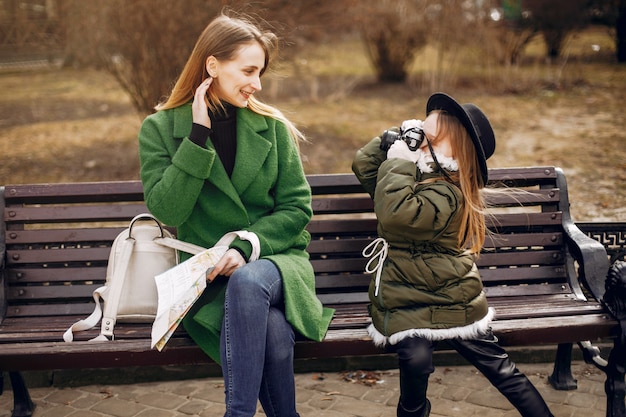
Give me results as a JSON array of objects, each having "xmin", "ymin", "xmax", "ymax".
[
  {"xmin": 352, "ymin": 93, "xmax": 553, "ymax": 417},
  {"xmin": 139, "ymin": 12, "xmax": 333, "ymax": 417}
]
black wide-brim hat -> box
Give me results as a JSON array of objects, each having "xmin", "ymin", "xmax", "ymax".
[{"xmin": 426, "ymin": 92, "xmax": 496, "ymax": 185}]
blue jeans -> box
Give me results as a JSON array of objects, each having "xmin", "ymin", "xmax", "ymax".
[{"xmin": 220, "ymin": 259, "xmax": 299, "ymax": 417}]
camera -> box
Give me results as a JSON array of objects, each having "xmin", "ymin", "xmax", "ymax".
[{"xmin": 379, "ymin": 127, "xmax": 425, "ymax": 151}]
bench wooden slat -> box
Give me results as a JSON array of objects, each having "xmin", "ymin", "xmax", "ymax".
[
  {"xmin": 490, "ymin": 314, "xmax": 616, "ymax": 346},
  {"xmin": 308, "ymin": 233, "xmax": 566, "ymax": 255},
  {"xmin": 484, "ymin": 188, "xmax": 560, "ymax": 206},
  {"xmin": 4, "ymin": 204, "xmax": 148, "ymax": 223},
  {"xmin": 476, "ymin": 249, "xmax": 564, "ymax": 267},
  {"xmin": 307, "ymin": 238, "xmax": 374, "ymax": 255},
  {"xmin": 486, "ymin": 166, "xmax": 557, "ymax": 184},
  {"xmin": 484, "ymin": 232, "xmax": 563, "ymax": 248},
  {"xmin": 308, "ymin": 218, "xmax": 377, "ymax": 235},
  {"xmin": 8, "ymin": 267, "xmax": 106, "ymax": 284},
  {"xmin": 5, "ymin": 228, "xmax": 125, "ymax": 244},
  {"xmin": 4, "ymin": 302, "xmax": 100, "ymax": 318},
  {"xmin": 486, "ymin": 211, "xmax": 563, "ymax": 229},
  {"xmin": 479, "ymin": 265, "xmax": 567, "ymax": 283},
  {"xmin": 310, "ymin": 257, "xmax": 367, "ymax": 274},
  {"xmin": 3, "ymin": 181, "xmax": 144, "ymax": 203},
  {"xmin": 317, "ymin": 292, "xmax": 370, "ymax": 305},
  {"xmin": 7, "ymin": 284, "xmax": 100, "ymax": 301},
  {"xmin": 483, "ymin": 283, "xmax": 573, "ymax": 297},
  {"xmin": 490, "ymin": 296, "xmax": 603, "ymax": 316},
  {"xmin": 314, "ymin": 274, "xmax": 370, "ymax": 290},
  {"xmin": 6, "ymin": 247, "xmax": 111, "ymax": 265},
  {"xmin": 306, "ymin": 173, "xmax": 365, "ymax": 195},
  {"xmin": 311, "ymin": 197, "xmax": 373, "ymax": 214}
]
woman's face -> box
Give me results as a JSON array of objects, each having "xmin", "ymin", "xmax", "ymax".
[{"xmin": 210, "ymin": 41, "xmax": 265, "ymax": 108}]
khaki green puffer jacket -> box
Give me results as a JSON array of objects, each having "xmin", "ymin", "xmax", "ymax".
[{"xmin": 352, "ymin": 137, "xmax": 493, "ymax": 347}]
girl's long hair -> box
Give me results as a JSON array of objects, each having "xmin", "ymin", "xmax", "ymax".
[
  {"xmin": 431, "ymin": 111, "xmax": 487, "ymax": 255},
  {"xmin": 155, "ymin": 12, "xmax": 305, "ymax": 145}
]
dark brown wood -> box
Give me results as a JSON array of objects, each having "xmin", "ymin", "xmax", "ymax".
[
  {"xmin": 3, "ymin": 181, "xmax": 144, "ymax": 204},
  {"xmin": 0, "ymin": 166, "xmax": 620, "ymax": 416}
]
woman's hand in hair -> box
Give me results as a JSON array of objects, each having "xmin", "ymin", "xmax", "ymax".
[{"xmin": 192, "ymin": 77, "xmax": 213, "ymax": 128}]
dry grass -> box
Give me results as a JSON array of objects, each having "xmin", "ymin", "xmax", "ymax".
[{"xmin": 1, "ymin": 28, "xmax": 625, "ymax": 221}]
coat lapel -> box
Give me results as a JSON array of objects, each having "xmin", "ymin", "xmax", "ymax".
[
  {"xmin": 172, "ymin": 104, "xmax": 272, "ymax": 207},
  {"xmin": 231, "ymin": 109, "xmax": 272, "ymax": 195},
  {"xmin": 172, "ymin": 104, "xmax": 241, "ymax": 205}
]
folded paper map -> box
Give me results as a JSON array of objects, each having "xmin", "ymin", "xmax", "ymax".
[{"xmin": 151, "ymin": 246, "xmax": 227, "ymax": 350}]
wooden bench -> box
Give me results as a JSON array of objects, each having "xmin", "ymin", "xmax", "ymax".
[{"xmin": 1, "ymin": 166, "xmax": 624, "ymax": 417}]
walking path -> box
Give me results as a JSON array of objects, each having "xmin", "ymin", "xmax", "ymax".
[{"xmin": 0, "ymin": 360, "xmax": 607, "ymax": 417}]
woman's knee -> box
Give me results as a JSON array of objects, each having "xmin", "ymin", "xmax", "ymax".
[{"xmin": 228, "ymin": 260, "xmax": 281, "ymax": 299}]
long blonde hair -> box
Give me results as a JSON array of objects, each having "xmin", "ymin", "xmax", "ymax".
[
  {"xmin": 430, "ymin": 111, "xmax": 487, "ymax": 255},
  {"xmin": 155, "ymin": 12, "xmax": 305, "ymax": 145}
]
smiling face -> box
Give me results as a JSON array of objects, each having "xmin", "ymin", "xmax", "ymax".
[{"xmin": 208, "ymin": 41, "xmax": 265, "ymax": 108}]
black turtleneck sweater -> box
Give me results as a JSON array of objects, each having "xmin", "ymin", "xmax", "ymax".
[{"xmin": 189, "ymin": 103, "xmax": 237, "ymax": 177}]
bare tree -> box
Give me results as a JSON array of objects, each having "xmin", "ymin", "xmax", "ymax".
[
  {"xmin": 589, "ymin": 0, "xmax": 626, "ymax": 62},
  {"xmin": 615, "ymin": 0, "xmax": 626, "ymax": 62},
  {"xmin": 490, "ymin": 1, "xmax": 538, "ymax": 65},
  {"xmin": 61, "ymin": 0, "xmax": 355, "ymax": 113},
  {"xmin": 421, "ymin": 0, "xmax": 498, "ymax": 90},
  {"xmin": 64, "ymin": 0, "xmax": 231, "ymax": 114},
  {"xmin": 355, "ymin": 0, "xmax": 429, "ymax": 83},
  {"xmin": 525, "ymin": 0, "xmax": 589, "ymax": 59}
]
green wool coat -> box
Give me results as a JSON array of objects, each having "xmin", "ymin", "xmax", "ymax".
[
  {"xmin": 138, "ymin": 103, "xmax": 334, "ymax": 362},
  {"xmin": 352, "ymin": 136, "xmax": 492, "ymax": 347}
]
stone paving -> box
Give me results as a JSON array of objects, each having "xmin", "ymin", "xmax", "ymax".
[{"xmin": 0, "ymin": 360, "xmax": 608, "ymax": 417}]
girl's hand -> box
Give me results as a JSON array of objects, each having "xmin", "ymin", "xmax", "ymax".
[
  {"xmin": 207, "ymin": 248, "xmax": 246, "ymax": 282},
  {"xmin": 387, "ymin": 140, "xmax": 420, "ymax": 163},
  {"xmin": 401, "ymin": 119, "xmax": 423, "ymax": 131},
  {"xmin": 192, "ymin": 78, "xmax": 213, "ymax": 128}
]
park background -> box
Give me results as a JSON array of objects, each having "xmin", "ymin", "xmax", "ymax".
[{"xmin": 0, "ymin": 0, "xmax": 625, "ymax": 222}]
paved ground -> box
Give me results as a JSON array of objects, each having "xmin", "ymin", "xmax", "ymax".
[{"xmin": 0, "ymin": 360, "xmax": 608, "ymax": 417}]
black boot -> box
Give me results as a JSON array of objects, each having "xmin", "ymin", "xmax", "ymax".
[
  {"xmin": 397, "ymin": 399, "xmax": 430, "ymax": 417},
  {"xmin": 450, "ymin": 335, "xmax": 554, "ymax": 417}
]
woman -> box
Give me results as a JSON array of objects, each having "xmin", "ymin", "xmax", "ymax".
[
  {"xmin": 352, "ymin": 92, "xmax": 554, "ymax": 417},
  {"xmin": 138, "ymin": 12, "xmax": 333, "ymax": 417}
]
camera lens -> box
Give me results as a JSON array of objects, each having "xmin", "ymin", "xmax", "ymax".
[
  {"xmin": 380, "ymin": 130, "xmax": 400, "ymax": 151},
  {"xmin": 403, "ymin": 128, "xmax": 425, "ymax": 151}
]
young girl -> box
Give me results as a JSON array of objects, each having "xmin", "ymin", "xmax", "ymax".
[
  {"xmin": 138, "ymin": 12, "xmax": 333, "ymax": 417},
  {"xmin": 352, "ymin": 93, "xmax": 554, "ymax": 417}
]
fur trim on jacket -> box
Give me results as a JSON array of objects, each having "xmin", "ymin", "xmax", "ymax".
[{"xmin": 368, "ymin": 307, "xmax": 496, "ymax": 347}]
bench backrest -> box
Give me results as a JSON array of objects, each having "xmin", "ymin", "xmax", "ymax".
[{"xmin": 0, "ymin": 166, "xmax": 583, "ymax": 324}]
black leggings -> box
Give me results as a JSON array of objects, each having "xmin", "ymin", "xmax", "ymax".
[{"xmin": 395, "ymin": 331, "xmax": 554, "ymax": 417}]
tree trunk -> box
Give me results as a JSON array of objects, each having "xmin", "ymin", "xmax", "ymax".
[{"xmin": 617, "ymin": 0, "xmax": 626, "ymax": 63}]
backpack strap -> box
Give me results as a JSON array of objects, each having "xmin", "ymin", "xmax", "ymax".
[
  {"xmin": 62, "ymin": 236, "xmax": 135, "ymax": 342},
  {"xmin": 98, "ymin": 236, "xmax": 136, "ymax": 340},
  {"xmin": 62, "ymin": 285, "xmax": 107, "ymax": 342},
  {"xmin": 158, "ymin": 231, "xmax": 258, "ymax": 259},
  {"xmin": 156, "ymin": 237, "xmax": 206, "ymax": 255}
]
